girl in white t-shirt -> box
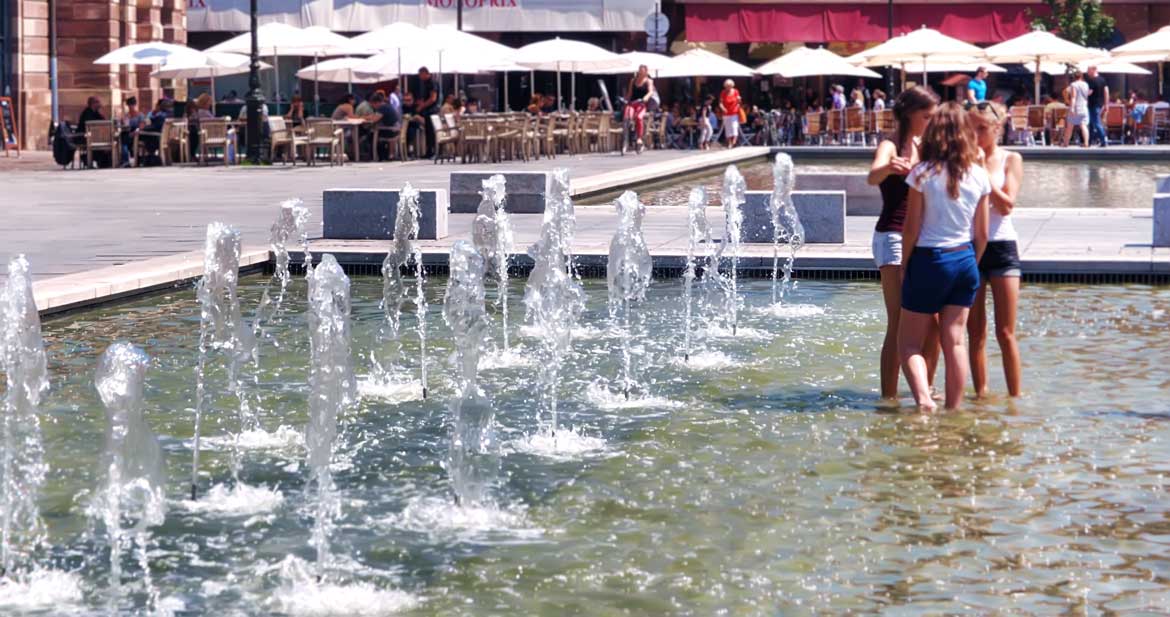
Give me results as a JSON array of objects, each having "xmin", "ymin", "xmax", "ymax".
[
  {"xmin": 967, "ymin": 102, "xmax": 1023, "ymax": 398},
  {"xmin": 899, "ymin": 102, "xmax": 991, "ymax": 411}
]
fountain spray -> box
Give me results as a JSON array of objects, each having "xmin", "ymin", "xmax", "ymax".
[
  {"xmin": 0, "ymin": 256, "xmax": 49, "ymax": 581},
  {"xmin": 770, "ymin": 154, "xmax": 804, "ymax": 304},
  {"xmin": 607, "ymin": 191, "xmax": 652, "ymax": 400},
  {"xmin": 443, "ymin": 242, "xmax": 497, "ymax": 507},
  {"xmin": 378, "ymin": 185, "xmax": 428, "ymax": 399},
  {"xmin": 305, "ymin": 255, "xmax": 356, "ymax": 579},
  {"xmin": 523, "ymin": 168, "xmax": 584, "ymax": 436},
  {"xmin": 253, "ymin": 200, "xmax": 312, "ymax": 354},
  {"xmin": 683, "ymin": 187, "xmax": 712, "ymax": 363},
  {"xmin": 719, "ymin": 166, "xmax": 746, "ymax": 335},
  {"xmin": 93, "ymin": 342, "xmax": 166, "ymax": 610},
  {"xmin": 191, "ymin": 222, "xmax": 256, "ymax": 500},
  {"xmin": 472, "ymin": 174, "xmax": 514, "ymax": 352}
]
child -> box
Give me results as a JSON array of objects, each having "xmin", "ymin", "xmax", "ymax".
[
  {"xmin": 898, "ymin": 101, "xmax": 991, "ymax": 411},
  {"xmin": 698, "ymin": 96, "xmax": 714, "ymax": 150}
]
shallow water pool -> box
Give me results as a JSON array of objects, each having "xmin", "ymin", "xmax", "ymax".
[{"xmin": 10, "ymin": 275, "xmax": 1170, "ymax": 615}]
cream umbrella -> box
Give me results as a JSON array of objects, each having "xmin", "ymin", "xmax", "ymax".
[
  {"xmin": 352, "ymin": 23, "xmax": 439, "ymax": 98},
  {"xmin": 584, "ymin": 52, "xmax": 673, "ymax": 75},
  {"xmin": 297, "ymin": 57, "xmax": 383, "ymax": 95},
  {"xmin": 985, "ymin": 29, "xmax": 1101, "ymax": 104},
  {"xmin": 94, "ymin": 42, "xmax": 202, "ymax": 66},
  {"xmin": 857, "ymin": 27, "xmax": 987, "ymax": 86},
  {"xmin": 151, "ymin": 52, "xmax": 272, "ymax": 114},
  {"xmin": 1112, "ymin": 25, "xmax": 1170, "ymax": 96},
  {"xmin": 757, "ymin": 47, "xmax": 881, "ymax": 78},
  {"xmin": 657, "ymin": 48, "xmax": 755, "ymax": 78},
  {"xmin": 514, "ymin": 38, "xmax": 626, "ymax": 110}
]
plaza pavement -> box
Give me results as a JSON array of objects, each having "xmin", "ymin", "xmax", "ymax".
[{"xmin": 2, "ymin": 146, "xmax": 1167, "ymax": 315}]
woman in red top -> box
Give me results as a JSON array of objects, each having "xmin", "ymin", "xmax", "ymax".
[
  {"xmin": 624, "ymin": 65, "xmax": 655, "ymax": 149},
  {"xmin": 718, "ymin": 79, "xmax": 742, "ymax": 147}
]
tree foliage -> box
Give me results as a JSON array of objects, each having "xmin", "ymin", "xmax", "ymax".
[{"xmin": 1030, "ymin": 0, "xmax": 1116, "ymax": 48}]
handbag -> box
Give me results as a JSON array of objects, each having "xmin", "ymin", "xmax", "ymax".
[{"xmin": 738, "ymin": 108, "xmax": 747, "ymax": 123}]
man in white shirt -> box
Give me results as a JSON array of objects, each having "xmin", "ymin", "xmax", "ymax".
[{"xmin": 1062, "ymin": 70, "xmax": 1091, "ymax": 148}]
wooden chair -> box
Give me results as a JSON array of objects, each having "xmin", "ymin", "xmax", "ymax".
[
  {"xmin": 826, "ymin": 109, "xmax": 844, "ymax": 144},
  {"xmin": 198, "ymin": 119, "xmax": 236, "ymax": 166},
  {"xmin": 1026, "ymin": 106, "xmax": 1048, "ymax": 146},
  {"xmin": 305, "ymin": 120, "xmax": 344, "ymax": 166},
  {"xmin": 268, "ymin": 117, "xmax": 305, "ymax": 164},
  {"xmin": 1104, "ymin": 104, "xmax": 1126, "ymax": 144},
  {"xmin": 1008, "ymin": 106, "xmax": 1031, "ymax": 145},
  {"xmin": 873, "ymin": 109, "xmax": 895, "ymax": 142},
  {"xmin": 166, "ymin": 119, "xmax": 189, "ymax": 164},
  {"xmin": 1047, "ymin": 107, "xmax": 1068, "ymax": 144},
  {"xmin": 1133, "ymin": 106, "xmax": 1156, "ymax": 145},
  {"xmin": 459, "ymin": 117, "xmax": 492, "ymax": 163},
  {"xmin": 804, "ymin": 111, "xmax": 823, "ymax": 145},
  {"xmin": 844, "ymin": 107, "xmax": 865, "ymax": 145},
  {"xmin": 372, "ymin": 123, "xmax": 402, "ymax": 162},
  {"xmin": 83, "ymin": 120, "xmax": 119, "ymax": 169},
  {"xmin": 1155, "ymin": 107, "xmax": 1170, "ymax": 144},
  {"xmin": 133, "ymin": 118, "xmax": 177, "ymax": 166},
  {"xmin": 429, "ymin": 114, "xmax": 458, "ymax": 163}
]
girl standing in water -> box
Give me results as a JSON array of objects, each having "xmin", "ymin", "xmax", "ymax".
[
  {"xmin": 966, "ymin": 102, "xmax": 1023, "ymax": 398},
  {"xmin": 899, "ymin": 102, "xmax": 990, "ymax": 411},
  {"xmin": 867, "ymin": 86, "xmax": 940, "ymax": 401}
]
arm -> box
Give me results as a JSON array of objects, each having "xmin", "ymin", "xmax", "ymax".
[
  {"xmin": 967, "ymin": 86, "xmax": 977, "ymax": 104},
  {"xmin": 989, "ymin": 152, "xmax": 1022, "ymax": 216},
  {"xmin": 644, "ymin": 78, "xmax": 656, "ymax": 103},
  {"xmin": 867, "ymin": 140, "xmax": 898, "ymax": 186},
  {"xmin": 901, "ymin": 187, "xmax": 924, "ymax": 272},
  {"xmin": 973, "ymin": 194, "xmax": 990, "ymax": 263}
]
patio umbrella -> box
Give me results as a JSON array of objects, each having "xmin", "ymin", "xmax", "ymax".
[
  {"xmin": 985, "ymin": 29, "xmax": 1101, "ymax": 105},
  {"xmin": 656, "ymin": 48, "xmax": 755, "ymax": 78},
  {"xmin": 1112, "ymin": 25, "xmax": 1170, "ymax": 96},
  {"xmin": 351, "ymin": 22, "xmax": 435, "ymax": 96},
  {"xmin": 94, "ymin": 42, "xmax": 202, "ymax": 66},
  {"xmin": 207, "ymin": 23, "xmax": 367, "ymax": 114},
  {"xmin": 297, "ymin": 57, "xmax": 383, "ymax": 94},
  {"xmin": 584, "ymin": 51, "xmax": 673, "ymax": 75},
  {"xmin": 757, "ymin": 47, "xmax": 881, "ymax": 78},
  {"xmin": 514, "ymin": 38, "xmax": 626, "ymax": 110},
  {"xmin": 1031, "ymin": 58, "xmax": 1152, "ymax": 76},
  {"xmin": 151, "ymin": 52, "xmax": 272, "ymax": 114},
  {"xmin": 857, "ymin": 27, "xmax": 987, "ymax": 86}
]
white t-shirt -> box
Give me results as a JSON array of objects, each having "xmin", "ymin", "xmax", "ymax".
[
  {"xmin": 987, "ymin": 152, "xmax": 1018, "ymax": 242},
  {"xmin": 1070, "ymin": 80, "xmax": 1090, "ymax": 116},
  {"xmin": 906, "ymin": 162, "xmax": 991, "ymax": 248}
]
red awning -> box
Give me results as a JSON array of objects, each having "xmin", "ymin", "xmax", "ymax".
[{"xmin": 684, "ymin": 3, "xmax": 1046, "ymax": 44}]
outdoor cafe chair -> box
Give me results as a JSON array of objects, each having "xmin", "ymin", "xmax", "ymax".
[
  {"xmin": 430, "ymin": 114, "xmax": 459, "ymax": 163},
  {"xmin": 541, "ymin": 115, "xmax": 560, "ymax": 159},
  {"xmin": 1047, "ymin": 108, "xmax": 1068, "ymax": 144},
  {"xmin": 1155, "ymin": 107, "xmax": 1170, "ymax": 143},
  {"xmin": 1008, "ymin": 106, "xmax": 1032, "ymax": 145},
  {"xmin": 1026, "ymin": 106, "xmax": 1048, "ymax": 146},
  {"xmin": 1133, "ymin": 106, "xmax": 1157, "ymax": 145},
  {"xmin": 372, "ymin": 123, "xmax": 403, "ymax": 162},
  {"xmin": 83, "ymin": 120, "xmax": 119, "ymax": 169},
  {"xmin": 458, "ymin": 117, "xmax": 492, "ymax": 164},
  {"xmin": 804, "ymin": 111, "xmax": 823, "ymax": 145},
  {"xmin": 133, "ymin": 118, "xmax": 177, "ymax": 167},
  {"xmin": 652, "ymin": 113, "xmax": 668, "ymax": 149},
  {"xmin": 197, "ymin": 119, "xmax": 236, "ymax": 166},
  {"xmin": 873, "ymin": 109, "xmax": 895, "ymax": 143},
  {"xmin": 1104, "ymin": 104, "xmax": 1126, "ymax": 144},
  {"xmin": 167, "ymin": 119, "xmax": 190, "ymax": 164},
  {"xmin": 267, "ymin": 117, "xmax": 305, "ymax": 164},
  {"xmin": 844, "ymin": 107, "xmax": 865, "ymax": 146},
  {"xmin": 305, "ymin": 120, "xmax": 344, "ymax": 166}
]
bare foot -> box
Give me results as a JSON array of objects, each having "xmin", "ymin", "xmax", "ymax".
[{"xmin": 916, "ymin": 398, "xmax": 939, "ymax": 413}]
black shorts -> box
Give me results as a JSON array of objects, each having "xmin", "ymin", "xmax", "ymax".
[{"xmin": 979, "ymin": 240, "xmax": 1021, "ymax": 278}]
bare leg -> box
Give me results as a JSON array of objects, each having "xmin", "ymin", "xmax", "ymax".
[
  {"xmin": 938, "ymin": 305, "xmax": 972, "ymax": 410},
  {"xmin": 968, "ymin": 281, "xmax": 990, "ymax": 397},
  {"xmin": 991, "ymin": 275, "xmax": 1022, "ymax": 396},
  {"xmin": 878, "ymin": 265, "xmax": 902, "ymax": 399},
  {"xmin": 924, "ymin": 315, "xmax": 941, "ymax": 390},
  {"xmin": 898, "ymin": 309, "xmax": 938, "ymax": 411},
  {"xmin": 1079, "ymin": 124, "xmax": 1089, "ymax": 148},
  {"xmin": 1062, "ymin": 122, "xmax": 1073, "ymax": 147}
]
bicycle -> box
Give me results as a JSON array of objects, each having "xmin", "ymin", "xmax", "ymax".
[{"xmin": 617, "ymin": 97, "xmax": 644, "ymax": 156}]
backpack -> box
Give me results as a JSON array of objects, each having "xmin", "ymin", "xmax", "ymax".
[{"xmin": 52, "ymin": 122, "xmax": 78, "ymax": 167}]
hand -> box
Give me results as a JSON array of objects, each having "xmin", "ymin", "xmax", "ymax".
[{"xmin": 888, "ymin": 156, "xmax": 912, "ymax": 175}]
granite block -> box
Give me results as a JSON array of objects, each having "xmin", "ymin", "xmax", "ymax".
[
  {"xmin": 1156, "ymin": 175, "xmax": 1170, "ymax": 194},
  {"xmin": 740, "ymin": 191, "xmax": 846, "ymax": 244},
  {"xmin": 1155, "ymin": 193, "xmax": 1170, "ymax": 248},
  {"xmin": 322, "ymin": 189, "xmax": 449, "ymax": 240},
  {"xmin": 795, "ymin": 173, "xmax": 879, "ymax": 216},
  {"xmin": 449, "ymin": 171, "xmax": 551, "ymax": 213}
]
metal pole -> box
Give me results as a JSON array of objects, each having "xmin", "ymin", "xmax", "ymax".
[
  {"xmin": 245, "ymin": 0, "xmax": 264, "ymax": 164},
  {"xmin": 887, "ymin": 0, "xmax": 896, "ymax": 95},
  {"xmin": 49, "ymin": 0, "xmax": 58, "ymax": 125},
  {"xmin": 314, "ymin": 53, "xmax": 320, "ymax": 116},
  {"xmin": 457, "ymin": 0, "xmax": 463, "ymax": 31}
]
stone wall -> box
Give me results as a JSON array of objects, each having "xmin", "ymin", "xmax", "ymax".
[{"xmin": 12, "ymin": 0, "xmax": 185, "ymax": 150}]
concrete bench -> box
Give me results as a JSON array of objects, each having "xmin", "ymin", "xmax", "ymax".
[
  {"xmin": 740, "ymin": 190, "xmax": 846, "ymax": 244},
  {"xmin": 795, "ymin": 172, "xmax": 879, "ymax": 216},
  {"xmin": 1155, "ymin": 193, "xmax": 1170, "ymax": 248},
  {"xmin": 322, "ymin": 188, "xmax": 449, "ymax": 240},
  {"xmin": 450, "ymin": 171, "xmax": 550, "ymax": 213},
  {"xmin": 1156, "ymin": 174, "xmax": 1170, "ymax": 194}
]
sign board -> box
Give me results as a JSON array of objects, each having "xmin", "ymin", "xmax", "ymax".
[
  {"xmin": 0, "ymin": 97, "xmax": 18, "ymax": 155},
  {"xmin": 643, "ymin": 11, "xmax": 668, "ymax": 37}
]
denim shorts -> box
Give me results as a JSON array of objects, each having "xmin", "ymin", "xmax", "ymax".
[
  {"xmin": 902, "ymin": 244, "xmax": 981, "ymax": 314},
  {"xmin": 979, "ymin": 240, "xmax": 1022, "ymax": 278},
  {"xmin": 872, "ymin": 231, "xmax": 903, "ymax": 268}
]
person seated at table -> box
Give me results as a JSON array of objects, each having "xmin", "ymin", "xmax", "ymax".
[
  {"xmin": 401, "ymin": 91, "xmax": 425, "ymax": 156},
  {"xmin": 137, "ymin": 98, "xmax": 173, "ymax": 165},
  {"xmin": 331, "ymin": 94, "xmax": 357, "ymax": 120},
  {"xmin": 78, "ymin": 96, "xmax": 105, "ymax": 133},
  {"xmin": 1127, "ymin": 90, "xmax": 1145, "ymax": 107},
  {"xmin": 540, "ymin": 94, "xmax": 558, "ymax": 114},
  {"xmin": 439, "ymin": 93, "xmax": 458, "ymax": 116},
  {"xmin": 285, "ymin": 95, "xmax": 306, "ymax": 128},
  {"xmin": 366, "ymin": 91, "xmax": 402, "ymax": 159},
  {"xmin": 465, "ymin": 99, "xmax": 481, "ymax": 114},
  {"xmin": 450, "ymin": 98, "xmax": 465, "ymax": 120},
  {"xmin": 237, "ymin": 100, "xmax": 269, "ymax": 122},
  {"xmin": 120, "ymin": 96, "xmax": 146, "ymax": 166},
  {"xmin": 851, "ymin": 89, "xmax": 866, "ymax": 109},
  {"xmin": 586, "ymin": 97, "xmax": 601, "ymax": 112},
  {"xmin": 526, "ymin": 93, "xmax": 542, "ymax": 115},
  {"xmin": 193, "ymin": 93, "xmax": 215, "ymax": 120},
  {"xmin": 222, "ymin": 90, "xmax": 244, "ymax": 104},
  {"xmin": 872, "ymin": 90, "xmax": 887, "ymax": 112}
]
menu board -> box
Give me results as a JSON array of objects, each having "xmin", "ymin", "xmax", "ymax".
[{"xmin": 0, "ymin": 97, "xmax": 17, "ymax": 152}]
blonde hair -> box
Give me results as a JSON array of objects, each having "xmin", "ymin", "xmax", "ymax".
[
  {"xmin": 968, "ymin": 101, "xmax": 1006, "ymax": 136},
  {"xmin": 723, "ymin": 79, "xmax": 735, "ymax": 89}
]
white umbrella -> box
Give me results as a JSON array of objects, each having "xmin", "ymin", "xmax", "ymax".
[
  {"xmin": 584, "ymin": 51, "xmax": 673, "ymax": 75},
  {"xmin": 1031, "ymin": 58, "xmax": 1152, "ymax": 76},
  {"xmin": 297, "ymin": 57, "xmax": 383, "ymax": 94},
  {"xmin": 986, "ymin": 29, "xmax": 1102, "ymax": 104},
  {"xmin": 1112, "ymin": 26, "xmax": 1170, "ymax": 96},
  {"xmin": 757, "ymin": 47, "xmax": 881, "ymax": 78},
  {"xmin": 94, "ymin": 42, "xmax": 202, "ymax": 66},
  {"xmin": 151, "ymin": 52, "xmax": 272, "ymax": 114},
  {"xmin": 657, "ymin": 48, "xmax": 755, "ymax": 78},
  {"xmin": 207, "ymin": 23, "xmax": 367, "ymax": 114},
  {"xmin": 514, "ymin": 38, "xmax": 626, "ymax": 110},
  {"xmin": 858, "ymin": 27, "xmax": 987, "ymax": 86}
]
